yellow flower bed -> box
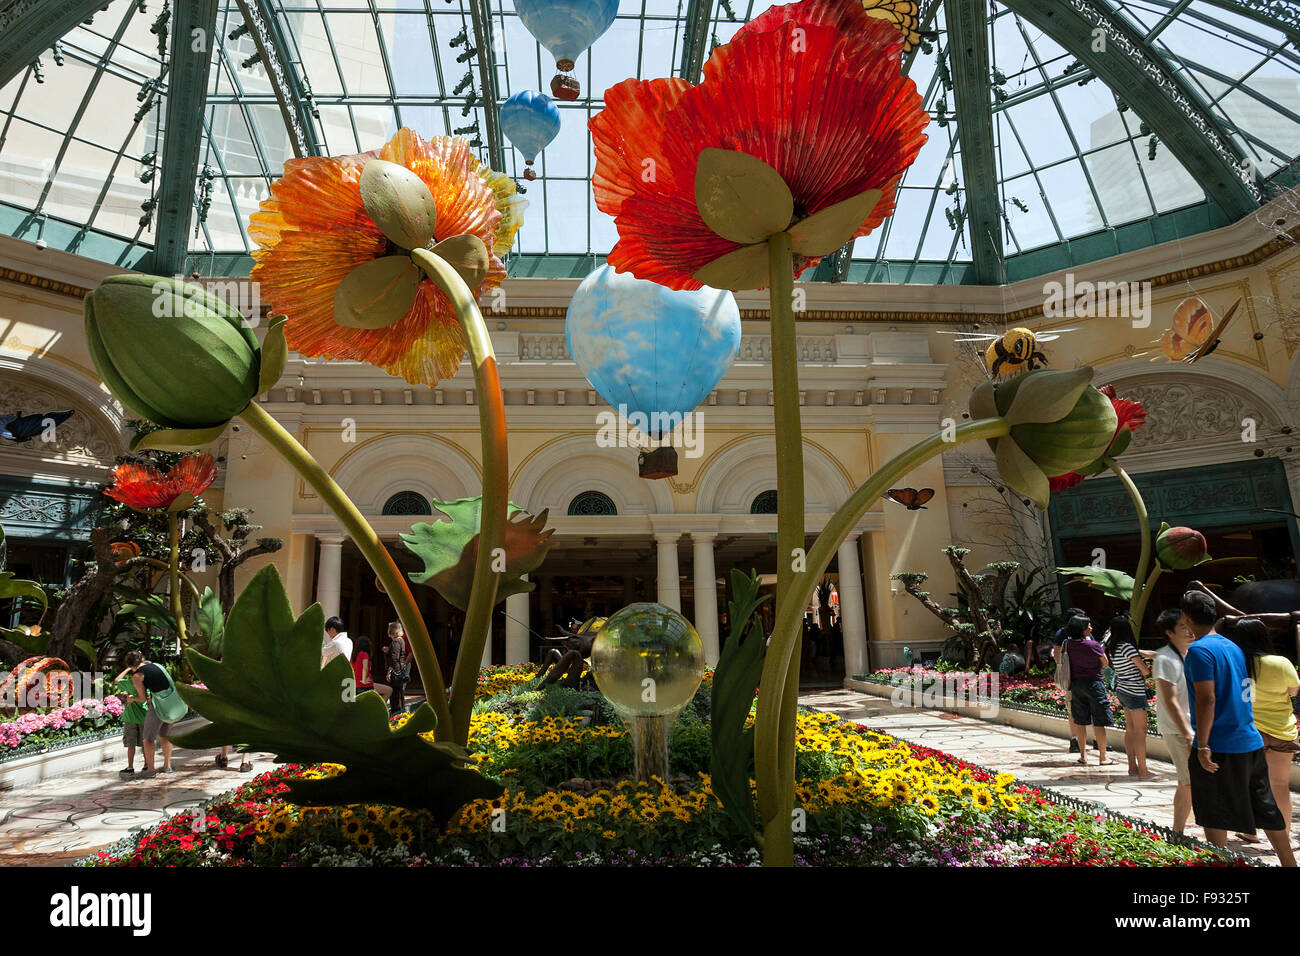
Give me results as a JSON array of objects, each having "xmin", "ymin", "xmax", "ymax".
[{"xmin": 474, "ymin": 665, "xmax": 542, "ymax": 699}]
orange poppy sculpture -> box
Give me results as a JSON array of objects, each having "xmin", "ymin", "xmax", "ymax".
[
  {"xmin": 250, "ymin": 129, "xmax": 525, "ymax": 386},
  {"xmin": 589, "ymin": 0, "xmax": 928, "ymax": 291},
  {"xmin": 104, "ymin": 452, "xmax": 218, "ymax": 513}
]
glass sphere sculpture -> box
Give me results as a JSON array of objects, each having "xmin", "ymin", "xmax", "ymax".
[{"xmin": 590, "ymin": 603, "xmax": 705, "ymax": 719}]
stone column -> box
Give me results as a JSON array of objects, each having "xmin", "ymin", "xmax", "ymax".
[
  {"xmin": 692, "ymin": 531, "xmax": 720, "ymax": 665},
  {"xmin": 837, "ymin": 533, "xmax": 869, "ymax": 677},
  {"xmin": 655, "ymin": 532, "xmax": 682, "ymax": 612},
  {"xmin": 315, "ymin": 533, "xmax": 345, "ymax": 619},
  {"xmin": 506, "ymin": 576, "xmax": 530, "ymax": 665}
]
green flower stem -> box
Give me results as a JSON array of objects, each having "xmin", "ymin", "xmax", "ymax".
[
  {"xmin": 167, "ymin": 512, "xmax": 190, "ymax": 680},
  {"xmin": 140, "ymin": 556, "xmax": 203, "ymax": 602},
  {"xmin": 1107, "ymin": 458, "xmax": 1151, "ymax": 627},
  {"xmin": 237, "ymin": 400, "xmax": 456, "ymax": 739},
  {"xmin": 411, "ymin": 247, "xmax": 508, "ymax": 748},
  {"xmin": 762, "ymin": 231, "xmax": 805, "ymax": 866},
  {"xmin": 1133, "ymin": 565, "xmax": 1163, "ymax": 633},
  {"xmin": 754, "ymin": 417, "xmax": 1012, "ymax": 866}
]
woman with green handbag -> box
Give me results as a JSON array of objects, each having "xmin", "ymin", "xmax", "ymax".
[{"xmin": 120, "ymin": 650, "xmax": 189, "ymax": 777}]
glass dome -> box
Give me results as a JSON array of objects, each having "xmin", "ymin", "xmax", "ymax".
[{"xmin": 0, "ymin": 0, "xmax": 1295, "ymax": 284}]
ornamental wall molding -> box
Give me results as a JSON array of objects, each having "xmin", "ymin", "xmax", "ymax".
[{"xmin": 0, "ymin": 363, "xmax": 126, "ymax": 470}]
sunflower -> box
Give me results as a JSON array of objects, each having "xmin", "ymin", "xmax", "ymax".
[
  {"xmin": 395, "ymin": 827, "xmax": 415, "ymax": 845},
  {"xmin": 364, "ymin": 806, "xmax": 383, "ymax": 823},
  {"xmin": 269, "ymin": 817, "xmax": 293, "ymax": 838},
  {"xmin": 250, "ymin": 128, "xmax": 525, "ymax": 386},
  {"xmin": 972, "ymin": 788, "xmax": 995, "ymax": 811},
  {"xmin": 918, "ymin": 794, "xmax": 940, "ymax": 816},
  {"xmin": 342, "ymin": 818, "xmax": 363, "ymax": 838},
  {"xmin": 352, "ymin": 828, "xmax": 376, "ymax": 849}
]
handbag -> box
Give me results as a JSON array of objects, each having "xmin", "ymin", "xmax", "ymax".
[
  {"xmin": 1053, "ymin": 642, "xmax": 1072, "ymax": 691},
  {"xmin": 149, "ymin": 668, "xmax": 190, "ymax": 723}
]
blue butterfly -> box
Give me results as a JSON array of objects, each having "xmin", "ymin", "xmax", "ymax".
[{"xmin": 0, "ymin": 410, "xmax": 74, "ymax": 442}]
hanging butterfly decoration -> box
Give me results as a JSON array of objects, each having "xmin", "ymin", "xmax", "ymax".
[
  {"xmin": 0, "ymin": 409, "xmax": 74, "ymax": 442},
  {"xmin": 938, "ymin": 327, "xmax": 1076, "ymax": 378},
  {"xmin": 1153, "ymin": 296, "xmax": 1242, "ymax": 363},
  {"xmin": 883, "ymin": 487, "xmax": 935, "ymax": 510},
  {"xmin": 861, "ymin": 0, "xmax": 930, "ymax": 51}
]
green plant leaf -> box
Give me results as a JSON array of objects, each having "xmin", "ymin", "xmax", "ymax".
[
  {"xmin": 995, "ymin": 438, "xmax": 1050, "ymax": 510},
  {"xmin": 73, "ymin": 639, "xmax": 98, "ymax": 669},
  {"xmin": 1002, "ymin": 366, "xmax": 1094, "ymax": 425},
  {"xmin": 0, "ymin": 625, "xmax": 44, "ymax": 653},
  {"xmin": 694, "ymin": 148, "xmax": 793, "ymax": 245},
  {"xmin": 131, "ymin": 424, "xmax": 228, "ymax": 452},
  {"xmin": 333, "ymin": 256, "xmax": 421, "ymax": 330},
  {"xmin": 691, "ymin": 242, "xmax": 770, "ymax": 291},
  {"xmin": 174, "ymin": 565, "xmax": 501, "ymax": 819},
  {"xmin": 258, "ymin": 315, "xmax": 289, "ymax": 395},
  {"xmin": 710, "ymin": 568, "xmax": 769, "ymax": 837},
  {"xmin": 194, "ymin": 586, "xmax": 225, "ymax": 657},
  {"xmin": 1055, "ymin": 566, "xmax": 1136, "ymax": 600},
  {"xmin": 401, "ymin": 497, "xmax": 555, "ymax": 611},
  {"xmin": 120, "ymin": 593, "xmax": 178, "ymax": 631},
  {"xmin": 0, "ymin": 571, "xmax": 48, "ymax": 615},
  {"xmin": 786, "ymin": 189, "xmax": 881, "ymax": 257}
]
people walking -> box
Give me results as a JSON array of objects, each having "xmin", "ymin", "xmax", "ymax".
[
  {"xmin": 1180, "ymin": 592, "xmax": 1295, "ymax": 865},
  {"xmin": 1153, "ymin": 608, "xmax": 1197, "ymax": 833},
  {"xmin": 1103, "ymin": 614, "xmax": 1155, "ymax": 778},
  {"xmin": 386, "ymin": 621, "xmax": 411, "ymax": 716},
  {"xmin": 322, "ymin": 616, "xmax": 353, "ymax": 668},
  {"xmin": 1062, "ymin": 615, "xmax": 1113, "ymax": 766}
]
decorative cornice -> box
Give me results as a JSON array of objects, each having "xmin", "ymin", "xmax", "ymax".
[{"xmin": 0, "ymin": 266, "xmax": 92, "ymax": 299}]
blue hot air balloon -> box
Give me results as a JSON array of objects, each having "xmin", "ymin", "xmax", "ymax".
[
  {"xmin": 516, "ymin": 0, "xmax": 619, "ymax": 101},
  {"xmin": 567, "ymin": 265, "xmax": 741, "ymax": 476},
  {"xmin": 500, "ymin": 91, "xmax": 561, "ymax": 181}
]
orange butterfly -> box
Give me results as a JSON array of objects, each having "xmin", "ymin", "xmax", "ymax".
[
  {"xmin": 883, "ymin": 488, "xmax": 934, "ymax": 510},
  {"xmin": 1157, "ymin": 297, "xmax": 1241, "ymax": 363}
]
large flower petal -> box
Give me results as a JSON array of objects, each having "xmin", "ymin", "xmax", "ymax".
[
  {"xmin": 593, "ymin": 17, "xmax": 927, "ymax": 289},
  {"xmin": 590, "ymin": 77, "xmax": 692, "ymax": 220}
]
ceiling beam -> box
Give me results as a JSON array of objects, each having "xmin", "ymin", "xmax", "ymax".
[
  {"xmin": 147, "ymin": 0, "xmax": 221, "ymax": 277},
  {"xmin": 1198, "ymin": 0, "xmax": 1299, "ymax": 44},
  {"xmin": 1000, "ymin": 0, "xmax": 1260, "ymax": 221},
  {"xmin": 944, "ymin": 0, "xmax": 1003, "ymax": 284},
  {"xmin": 0, "ymin": 0, "xmax": 107, "ymax": 88},
  {"xmin": 232, "ymin": 0, "xmax": 322, "ymax": 158},
  {"xmin": 465, "ymin": 0, "xmax": 503, "ymax": 171},
  {"xmin": 679, "ymin": 0, "xmax": 716, "ymax": 83}
]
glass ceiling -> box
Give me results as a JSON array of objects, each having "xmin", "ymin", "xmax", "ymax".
[{"xmin": 0, "ymin": 0, "xmax": 1297, "ymax": 284}]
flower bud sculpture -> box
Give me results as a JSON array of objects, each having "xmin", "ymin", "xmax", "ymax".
[
  {"xmin": 968, "ymin": 367, "xmax": 1118, "ymax": 510},
  {"xmin": 84, "ymin": 276, "xmax": 272, "ymax": 449},
  {"xmin": 1156, "ymin": 524, "xmax": 1211, "ymax": 570}
]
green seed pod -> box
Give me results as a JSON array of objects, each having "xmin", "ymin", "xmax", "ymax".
[{"xmin": 85, "ymin": 275, "xmax": 261, "ymax": 429}]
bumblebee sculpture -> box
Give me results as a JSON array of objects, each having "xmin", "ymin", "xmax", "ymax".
[{"xmin": 983, "ymin": 327, "xmax": 1047, "ymax": 376}]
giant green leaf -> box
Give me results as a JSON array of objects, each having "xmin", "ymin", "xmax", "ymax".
[
  {"xmin": 401, "ymin": 497, "xmax": 555, "ymax": 611},
  {"xmin": 710, "ymin": 568, "xmax": 769, "ymax": 837},
  {"xmin": 1055, "ymin": 566, "xmax": 1136, "ymax": 600},
  {"xmin": 0, "ymin": 569, "xmax": 47, "ymax": 647},
  {"xmin": 174, "ymin": 565, "xmax": 501, "ymax": 820},
  {"xmin": 193, "ymin": 586, "xmax": 225, "ymax": 658}
]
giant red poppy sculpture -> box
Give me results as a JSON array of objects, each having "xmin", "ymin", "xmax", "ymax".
[
  {"xmin": 588, "ymin": 0, "xmax": 936, "ymax": 868},
  {"xmin": 104, "ymin": 452, "xmax": 218, "ymax": 670},
  {"xmin": 590, "ymin": 0, "xmax": 928, "ymax": 291}
]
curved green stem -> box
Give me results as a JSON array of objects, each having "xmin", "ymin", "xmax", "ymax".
[
  {"xmin": 1107, "ymin": 458, "xmax": 1151, "ymax": 626},
  {"xmin": 237, "ymin": 400, "xmax": 455, "ymax": 739},
  {"xmin": 411, "ymin": 248, "xmax": 508, "ymax": 748},
  {"xmin": 140, "ymin": 557, "xmax": 203, "ymax": 602},
  {"xmin": 1132, "ymin": 565, "xmax": 1163, "ymax": 633},
  {"xmin": 754, "ymin": 417, "xmax": 1012, "ymax": 865},
  {"xmin": 167, "ymin": 512, "xmax": 190, "ymax": 680},
  {"xmin": 762, "ymin": 231, "xmax": 804, "ymax": 866}
]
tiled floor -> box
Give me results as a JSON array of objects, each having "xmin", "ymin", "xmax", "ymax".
[
  {"xmin": 4, "ymin": 690, "xmax": 1296, "ymax": 866},
  {"xmin": 0, "ymin": 746, "xmax": 273, "ymax": 866},
  {"xmin": 802, "ymin": 688, "xmax": 1299, "ymax": 862}
]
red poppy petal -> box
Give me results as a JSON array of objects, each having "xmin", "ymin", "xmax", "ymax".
[
  {"xmin": 738, "ymin": 0, "xmax": 878, "ymax": 36},
  {"xmin": 590, "ymin": 76, "xmax": 692, "ymax": 219},
  {"xmin": 1048, "ymin": 472, "xmax": 1085, "ymax": 492},
  {"xmin": 1112, "ymin": 396, "xmax": 1146, "ymax": 432},
  {"xmin": 168, "ymin": 453, "xmax": 219, "ymax": 497}
]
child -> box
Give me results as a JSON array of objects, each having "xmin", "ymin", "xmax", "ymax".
[{"xmin": 113, "ymin": 666, "xmax": 147, "ymax": 777}]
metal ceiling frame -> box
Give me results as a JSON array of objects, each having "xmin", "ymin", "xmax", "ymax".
[
  {"xmin": 945, "ymin": 0, "xmax": 1004, "ymax": 283},
  {"xmin": 679, "ymin": 0, "xmax": 716, "ymax": 83},
  {"xmin": 1000, "ymin": 0, "xmax": 1260, "ymax": 221},
  {"xmin": 0, "ymin": 0, "xmax": 111, "ymax": 89},
  {"xmin": 232, "ymin": 0, "xmax": 323, "ymax": 158},
  {"xmin": 1198, "ymin": 0, "xmax": 1299, "ymax": 42},
  {"xmin": 465, "ymin": 0, "xmax": 503, "ymax": 171},
  {"xmin": 148, "ymin": 0, "xmax": 222, "ymax": 277}
]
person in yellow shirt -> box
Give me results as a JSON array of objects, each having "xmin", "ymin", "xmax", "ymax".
[{"xmin": 1234, "ymin": 618, "xmax": 1299, "ymax": 847}]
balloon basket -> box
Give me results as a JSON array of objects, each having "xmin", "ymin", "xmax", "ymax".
[
  {"xmin": 523, "ymin": 167, "xmax": 537, "ymax": 181},
  {"xmin": 638, "ymin": 446, "xmax": 678, "ymax": 479},
  {"xmin": 550, "ymin": 73, "xmax": 581, "ymax": 101}
]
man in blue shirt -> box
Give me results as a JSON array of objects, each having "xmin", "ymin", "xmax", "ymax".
[{"xmin": 1181, "ymin": 591, "xmax": 1294, "ymax": 865}]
